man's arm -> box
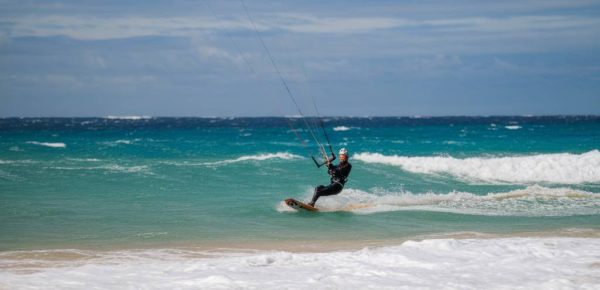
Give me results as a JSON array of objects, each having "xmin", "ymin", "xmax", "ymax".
[{"xmin": 327, "ymin": 162, "xmax": 337, "ymax": 176}]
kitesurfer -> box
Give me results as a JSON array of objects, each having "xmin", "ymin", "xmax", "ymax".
[{"xmin": 309, "ymin": 148, "xmax": 352, "ymax": 207}]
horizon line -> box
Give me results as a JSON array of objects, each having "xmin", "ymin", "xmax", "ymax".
[{"xmin": 1, "ymin": 114, "xmax": 599, "ymax": 119}]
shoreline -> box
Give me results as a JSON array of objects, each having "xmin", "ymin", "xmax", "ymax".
[
  {"xmin": 2, "ymin": 228, "xmax": 599, "ymax": 256},
  {"xmin": 2, "ymin": 230, "xmax": 599, "ymax": 289}
]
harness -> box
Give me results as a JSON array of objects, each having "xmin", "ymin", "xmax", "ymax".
[
  {"xmin": 329, "ymin": 162, "xmax": 350, "ymax": 187},
  {"xmin": 332, "ymin": 180, "xmax": 346, "ymax": 188}
]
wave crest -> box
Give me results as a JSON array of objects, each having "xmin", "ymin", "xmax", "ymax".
[
  {"xmin": 26, "ymin": 141, "xmax": 66, "ymax": 148},
  {"xmin": 104, "ymin": 116, "xmax": 151, "ymax": 120},
  {"xmin": 505, "ymin": 125, "xmax": 522, "ymax": 130},
  {"xmin": 205, "ymin": 152, "xmax": 303, "ymax": 166},
  {"xmin": 333, "ymin": 126, "xmax": 352, "ymax": 131},
  {"xmin": 164, "ymin": 152, "xmax": 303, "ymax": 167},
  {"xmin": 354, "ymin": 150, "xmax": 600, "ymax": 184}
]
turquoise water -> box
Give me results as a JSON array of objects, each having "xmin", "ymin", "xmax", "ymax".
[{"xmin": 1, "ymin": 116, "xmax": 599, "ymax": 250}]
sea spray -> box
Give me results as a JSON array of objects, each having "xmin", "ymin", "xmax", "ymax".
[{"xmin": 278, "ymin": 186, "xmax": 600, "ymax": 217}]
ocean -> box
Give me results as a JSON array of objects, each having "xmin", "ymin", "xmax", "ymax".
[{"xmin": 1, "ymin": 116, "xmax": 599, "ymax": 289}]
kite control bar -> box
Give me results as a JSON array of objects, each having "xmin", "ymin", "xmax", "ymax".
[{"xmin": 312, "ymin": 153, "xmax": 336, "ymax": 168}]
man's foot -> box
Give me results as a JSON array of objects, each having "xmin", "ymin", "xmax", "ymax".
[{"xmin": 308, "ymin": 202, "xmax": 315, "ymax": 207}]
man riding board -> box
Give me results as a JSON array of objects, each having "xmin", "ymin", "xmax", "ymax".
[{"xmin": 309, "ymin": 148, "xmax": 352, "ymax": 207}]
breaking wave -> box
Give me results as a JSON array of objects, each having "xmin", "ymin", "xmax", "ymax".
[
  {"xmin": 202, "ymin": 152, "xmax": 303, "ymax": 166},
  {"xmin": 50, "ymin": 164, "xmax": 151, "ymax": 174},
  {"xmin": 354, "ymin": 150, "xmax": 600, "ymax": 184},
  {"xmin": 505, "ymin": 125, "xmax": 522, "ymax": 130},
  {"xmin": 0, "ymin": 159, "xmax": 37, "ymax": 165},
  {"xmin": 333, "ymin": 126, "xmax": 352, "ymax": 131},
  {"xmin": 65, "ymin": 158, "xmax": 102, "ymax": 162},
  {"xmin": 98, "ymin": 139, "xmax": 142, "ymax": 147},
  {"xmin": 1, "ymin": 238, "xmax": 598, "ymax": 289},
  {"xmin": 104, "ymin": 116, "xmax": 152, "ymax": 120},
  {"xmin": 26, "ymin": 141, "xmax": 66, "ymax": 148},
  {"xmin": 164, "ymin": 152, "xmax": 303, "ymax": 167}
]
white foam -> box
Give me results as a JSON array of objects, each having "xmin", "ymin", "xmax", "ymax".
[
  {"xmin": 302, "ymin": 186, "xmax": 600, "ymax": 216},
  {"xmin": 167, "ymin": 152, "xmax": 303, "ymax": 167},
  {"xmin": 0, "ymin": 159, "xmax": 37, "ymax": 165},
  {"xmin": 442, "ymin": 140, "xmax": 468, "ymax": 146},
  {"xmin": 50, "ymin": 164, "xmax": 150, "ymax": 174},
  {"xmin": 105, "ymin": 115, "xmax": 151, "ymax": 120},
  {"xmin": 0, "ymin": 169, "xmax": 21, "ymax": 181},
  {"xmin": 333, "ymin": 126, "xmax": 352, "ymax": 131},
  {"xmin": 134, "ymin": 232, "xmax": 168, "ymax": 239},
  {"xmin": 354, "ymin": 150, "xmax": 600, "ymax": 184},
  {"xmin": 268, "ymin": 141, "xmax": 306, "ymax": 147},
  {"xmin": 1, "ymin": 238, "xmax": 598, "ymax": 289},
  {"xmin": 103, "ymin": 164, "xmax": 149, "ymax": 173},
  {"xmin": 99, "ymin": 139, "xmax": 141, "ymax": 147},
  {"xmin": 66, "ymin": 158, "xmax": 101, "ymax": 162},
  {"xmin": 505, "ymin": 125, "xmax": 522, "ymax": 130},
  {"xmin": 8, "ymin": 146, "xmax": 22, "ymax": 152},
  {"xmin": 26, "ymin": 141, "xmax": 66, "ymax": 148},
  {"xmin": 276, "ymin": 200, "xmax": 298, "ymax": 212}
]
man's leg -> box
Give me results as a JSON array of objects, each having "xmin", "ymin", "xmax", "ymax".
[
  {"xmin": 309, "ymin": 183, "xmax": 342, "ymax": 207},
  {"xmin": 308, "ymin": 185, "xmax": 324, "ymax": 207}
]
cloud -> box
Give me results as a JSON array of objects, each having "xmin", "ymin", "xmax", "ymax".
[
  {"xmin": 278, "ymin": 14, "xmax": 406, "ymax": 34},
  {"xmin": 3, "ymin": 15, "xmax": 253, "ymax": 40},
  {"xmin": 423, "ymin": 15, "xmax": 600, "ymax": 33},
  {"xmin": 193, "ymin": 45, "xmax": 250, "ymax": 67},
  {"xmin": 0, "ymin": 74, "xmax": 160, "ymax": 87},
  {"xmin": 398, "ymin": 54, "xmax": 463, "ymax": 74},
  {"xmin": 3, "ymin": 12, "xmax": 598, "ymax": 40},
  {"xmin": 305, "ymin": 59, "xmax": 351, "ymax": 73}
]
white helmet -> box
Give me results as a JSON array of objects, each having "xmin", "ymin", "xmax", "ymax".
[{"xmin": 339, "ymin": 148, "xmax": 348, "ymax": 156}]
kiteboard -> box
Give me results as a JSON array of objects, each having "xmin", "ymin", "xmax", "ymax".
[{"xmin": 285, "ymin": 198, "xmax": 319, "ymax": 212}]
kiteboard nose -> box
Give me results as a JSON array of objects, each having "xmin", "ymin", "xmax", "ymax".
[{"xmin": 285, "ymin": 198, "xmax": 319, "ymax": 212}]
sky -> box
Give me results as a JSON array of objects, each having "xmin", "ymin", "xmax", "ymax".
[{"xmin": 0, "ymin": 0, "xmax": 599, "ymax": 117}]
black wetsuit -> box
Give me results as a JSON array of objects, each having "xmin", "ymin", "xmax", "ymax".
[{"xmin": 310, "ymin": 161, "xmax": 352, "ymax": 206}]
